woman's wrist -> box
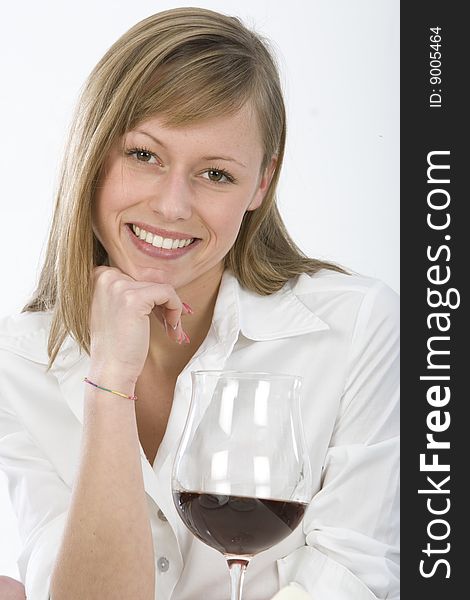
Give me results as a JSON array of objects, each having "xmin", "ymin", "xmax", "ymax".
[
  {"xmin": 83, "ymin": 377, "xmax": 138, "ymax": 401},
  {"xmin": 86, "ymin": 362, "xmax": 139, "ymax": 396}
]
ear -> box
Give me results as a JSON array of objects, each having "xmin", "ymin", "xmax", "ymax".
[{"xmin": 246, "ymin": 155, "xmax": 278, "ymax": 211}]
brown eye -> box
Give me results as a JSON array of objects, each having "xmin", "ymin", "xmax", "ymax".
[
  {"xmin": 208, "ymin": 169, "xmax": 224, "ymax": 182},
  {"xmin": 136, "ymin": 150, "xmax": 153, "ymax": 162},
  {"xmin": 203, "ymin": 168, "xmax": 235, "ymax": 184},
  {"xmin": 125, "ymin": 147, "xmax": 159, "ymax": 165}
]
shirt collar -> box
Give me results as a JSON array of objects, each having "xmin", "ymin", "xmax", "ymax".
[{"xmin": 217, "ymin": 269, "xmax": 329, "ymax": 342}]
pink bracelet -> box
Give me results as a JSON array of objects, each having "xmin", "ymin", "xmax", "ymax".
[{"xmin": 83, "ymin": 377, "xmax": 138, "ymax": 401}]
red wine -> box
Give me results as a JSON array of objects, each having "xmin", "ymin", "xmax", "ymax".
[{"xmin": 173, "ymin": 491, "xmax": 307, "ymax": 556}]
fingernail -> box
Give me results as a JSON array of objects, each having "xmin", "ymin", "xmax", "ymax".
[
  {"xmin": 183, "ymin": 331, "xmax": 191, "ymax": 344},
  {"xmin": 170, "ymin": 320, "xmax": 179, "ymax": 331},
  {"xmin": 182, "ymin": 302, "xmax": 194, "ymax": 315},
  {"xmin": 176, "ymin": 331, "xmax": 183, "ymax": 345}
]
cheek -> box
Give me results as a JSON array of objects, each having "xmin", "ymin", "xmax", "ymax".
[
  {"xmin": 91, "ymin": 193, "xmax": 108, "ymax": 245},
  {"xmin": 206, "ymin": 201, "xmax": 249, "ymax": 244},
  {"xmin": 99, "ymin": 158, "xmax": 149, "ymax": 203},
  {"xmin": 93, "ymin": 172, "xmax": 139, "ymax": 226},
  {"xmin": 91, "ymin": 202, "xmax": 107, "ymax": 247}
]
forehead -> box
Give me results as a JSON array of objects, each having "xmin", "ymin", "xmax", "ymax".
[{"xmin": 126, "ymin": 103, "xmax": 264, "ymax": 161}]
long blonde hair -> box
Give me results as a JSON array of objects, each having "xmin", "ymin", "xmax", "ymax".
[{"xmin": 23, "ymin": 7, "xmax": 347, "ymax": 367}]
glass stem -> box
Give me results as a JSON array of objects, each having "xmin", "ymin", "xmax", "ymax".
[{"xmin": 227, "ymin": 558, "xmax": 250, "ymax": 600}]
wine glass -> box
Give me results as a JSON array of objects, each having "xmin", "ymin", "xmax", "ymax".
[{"xmin": 172, "ymin": 370, "xmax": 312, "ymax": 600}]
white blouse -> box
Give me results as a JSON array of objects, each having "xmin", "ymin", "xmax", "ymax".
[{"xmin": 0, "ymin": 268, "xmax": 399, "ymax": 600}]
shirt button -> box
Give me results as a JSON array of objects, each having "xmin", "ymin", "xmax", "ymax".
[
  {"xmin": 157, "ymin": 556, "xmax": 170, "ymax": 572},
  {"xmin": 157, "ymin": 509, "xmax": 168, "ymax": 522}
]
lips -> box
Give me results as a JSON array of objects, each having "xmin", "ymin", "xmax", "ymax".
[
  {"xmin": 130, "ymin": 224, "xmax": 195, "ymax": 249},
  {"xmin": 126, "ymin": 223, "xmax": 201, "ymax": 259}
]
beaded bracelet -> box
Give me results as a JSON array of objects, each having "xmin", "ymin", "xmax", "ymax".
[{"xmin": 83, "ymin": 377, "xmax": 138, "ymax": 401}]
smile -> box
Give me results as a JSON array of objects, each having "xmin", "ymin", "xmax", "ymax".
[{"xmin": 131, "ymin": 224, "xmax": 195, "ymax": 249}]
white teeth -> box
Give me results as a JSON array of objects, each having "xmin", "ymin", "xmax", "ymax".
[{"xmin": 131, "ymin": 224, "xmax": 194, "ymax": 250}]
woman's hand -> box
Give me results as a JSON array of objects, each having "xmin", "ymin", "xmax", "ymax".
[
  {"xmin": 0, "ymin": 576, "xmax": 26, "ymax": 600},
  {"xmin": 89, "ymin": 266, "xmax": 190, "ymax": 384}
]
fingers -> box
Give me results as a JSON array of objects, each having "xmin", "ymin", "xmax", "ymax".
[
  {"xmin": 161, "ymin": 300, "xmax": 193, "ymax": 345},
  {"xmin": 91, "ymin": 266, "xmax": 194, "ymax": 367},
  {"xmin": 182, "ymin": 302, "xmax": 194, "ymax": 315},
  {"xmin": 89, "ymin": 266, "xmax": 196, "ymax": 381}
]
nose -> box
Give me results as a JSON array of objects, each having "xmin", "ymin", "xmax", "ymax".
[{"xmin": 148, "ymin": 168, "xmax": 193, "ymax": 221}]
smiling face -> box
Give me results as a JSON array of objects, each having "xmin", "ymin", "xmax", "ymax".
[{"xmin": 92, "ymin": 103, "xmax": 275, "ymax": 294}]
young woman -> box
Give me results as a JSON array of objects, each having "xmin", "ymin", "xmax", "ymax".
[{"xmin": 0, "ymin": 7, "xmax": 399, "ymax": 600}]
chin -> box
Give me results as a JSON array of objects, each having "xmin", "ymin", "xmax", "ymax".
[
  {"xmin": 107, "ymin": 258, "xmax": 172, "ymax": 284},
  {"xmin": 134, "ymin": 266, "xmax": 179, "ymax": 285}
]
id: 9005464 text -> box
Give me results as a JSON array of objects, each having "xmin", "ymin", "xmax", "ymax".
[{"xmin": 429, "ymin": 26, "xmax": 443, "ymax": 109}]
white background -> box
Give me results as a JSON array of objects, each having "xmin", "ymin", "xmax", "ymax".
[{"xmin": 0, "ymin": 0, "xmax": 399, "ymax": 579}]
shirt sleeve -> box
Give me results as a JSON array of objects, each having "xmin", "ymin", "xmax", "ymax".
[
  {"xmin": 0, "ymin": 395, "xmax": 70, "ymax": 600},
  {"xmin": 277, "ymin": 280, "xmax": 400, "ymax": 600}
]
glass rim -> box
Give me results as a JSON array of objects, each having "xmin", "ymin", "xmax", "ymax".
[{"xmin": 191, "ymin": 369, "xmax": 303, "ymax": 382}]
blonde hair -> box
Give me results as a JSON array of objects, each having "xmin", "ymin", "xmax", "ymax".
[{"xmin": 23, "ymin": 7, "xmax": 347, "ymax": 367}]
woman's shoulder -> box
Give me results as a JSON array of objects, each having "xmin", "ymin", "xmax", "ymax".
[
  {"xmin": 0, "ymin": 310, "xmax": 53, "ymax": 363},
  {"xmin": 291, "ymin": 268, "xmax": 398, "ymax": 298},
  {"xmin": 288, "ymin": 268, "xmax": 399, "ymax": 324}
]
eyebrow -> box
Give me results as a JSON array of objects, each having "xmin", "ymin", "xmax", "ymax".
[{"xmin": 134, "ymin": 129, "xmax": 247, "ymax": 168}]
